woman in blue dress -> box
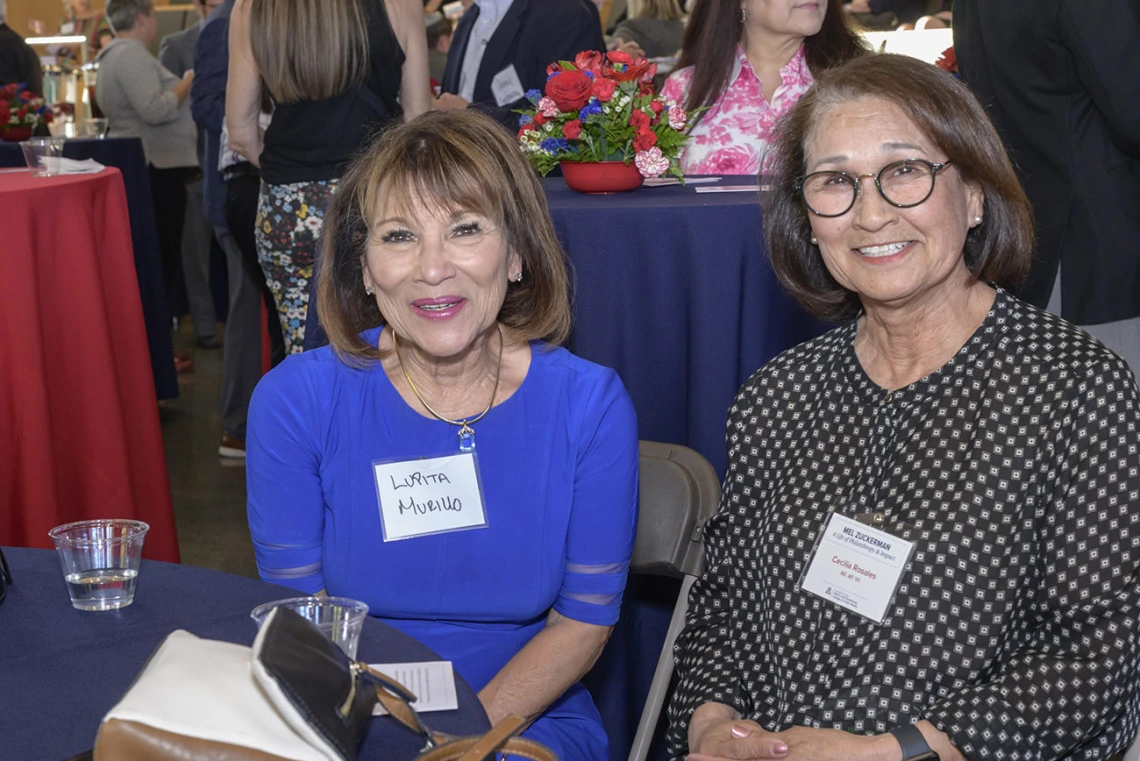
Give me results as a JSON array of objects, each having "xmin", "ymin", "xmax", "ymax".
[{"xmin": 245, "ymin": 110, "xmax": 639, "ymax": 759}]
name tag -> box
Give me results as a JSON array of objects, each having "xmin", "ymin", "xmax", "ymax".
[
  {"xmin": 800, "ymin": 512, "xmax": 915, "ymax": 624},
  {"xmin": 373, "ymin": 453, "xmax": 488, "ymax": 542},
  {"xmin": 490, "ymin": 65, "xmax": 525, "ymax": 107}
]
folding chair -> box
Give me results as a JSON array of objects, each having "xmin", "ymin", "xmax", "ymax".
[{"xmin": 627, "ymin": 441, "xmax": 721, "ymax": 761}]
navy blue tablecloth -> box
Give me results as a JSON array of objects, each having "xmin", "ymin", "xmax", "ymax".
[
  {"xmin": 0, "ymin": 137, "xmax": 178, "ymax": 400},
  {"xmin": 544, "ymin": 176, "xmax": 828, "ymax": 477},
  {"xmin": 0, "ymin": 548, "xmax": 490, "ymax": 761}
]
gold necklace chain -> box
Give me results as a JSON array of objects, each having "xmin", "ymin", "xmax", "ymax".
[{"xmin": 391, "ymin": 324, "xmax": 503, "ymax": 451}]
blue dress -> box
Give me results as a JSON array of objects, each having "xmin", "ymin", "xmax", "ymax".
[{"xmin": 246, "ymin": 328, "xmax": 640, "ymax": 759}]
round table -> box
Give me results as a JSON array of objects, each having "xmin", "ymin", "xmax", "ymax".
[
  {"xmin": 0, "ymin": 138, "xmax": 177, "ymax": 400},
  {"xmin": 0, "ymin": 548, "xmax": 490, "ymax": 761},
  {"xmin": 0, "ymin": 168, "xmax": 180, "ymax": 563}
]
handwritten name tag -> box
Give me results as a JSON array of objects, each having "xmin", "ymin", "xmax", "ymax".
[
  {"xmin": 800, "ymin": 512, "xmax": 915, "ymax": 624},
  {"xmin": 373, "ymin": 453, "xmax": 488, "ymax": 542}
]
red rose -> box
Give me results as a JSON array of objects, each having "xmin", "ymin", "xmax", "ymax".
[
  {"xmin": 633, "ymin": 130, "xmax": 657, "ymax": 152},
  {"xmin": 545, "ymin": 70, "xmax": 593, "ymax": 113},
  {"xmin": 629, "ymin": 109, "xmax": 650, "ymax": 132},
  {"xmin": 607, "ymin": 50, "xmax": 633, "ymax": 65},
  {"xmin": 591, "ymin": 77, "xmax": 616, "ymax": 102},
  {"xmin": 533, "ymin": 111, "xmax": 548, "ymax": 126},
  {"xmin": 649, "ymin": 100, "xmax": 664, "ymax": 123},
  {"xmin": 16, "ymin": 106, "xmax": 28, "ymax": 120},
  {"xmin": 574, "ymin": 50, "xmax": 604, "ymax": 75},
  {"xmin": 562, "ymin": 119, "xmax": 583, "ymax": 139}
]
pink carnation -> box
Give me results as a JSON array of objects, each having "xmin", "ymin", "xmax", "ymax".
[
  {"xmin": 538, "ymin": 97, "xmax": 560, "ymax": 117},
  {"xmin": 668, "ymin": 106, "xmax": 687, "ymax": 131},
  {"xmin": 635, "ymin": 147, "xmax": 670, "ymax": 178}
]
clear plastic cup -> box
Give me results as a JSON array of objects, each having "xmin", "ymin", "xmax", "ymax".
[
  {"xmin": 82, "ymin": 118, "xmax": 109, "ymax": 139},
  {"xmin": 48, "ymin": 519, "xmax": 150, "ymax": 611},
  {"xmin": 251, "ymin": 596, "xmax": 369, "ymax": 659},
  {"xmin": 19, "ymin": 137, "xmax": 66, "ymax": 176}
]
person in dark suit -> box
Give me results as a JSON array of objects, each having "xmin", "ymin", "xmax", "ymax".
[
  {"xmin": 436, "ymin": 0, "xmax": 604, "ymax": 130},
  {"xmin": 0, "ymin": 0, "xmax": 43, "ymax": 96},
  {"xmin": 159, "ymin": 0, "xmax": 223, "ymax": 350},
  {"xmin": 954, "ymin": 1, "xmax": 1140, "ymax": 369}
]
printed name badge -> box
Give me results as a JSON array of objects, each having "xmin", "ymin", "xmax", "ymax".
[
  {"xmin": 491, "ymin": 65, "xmax": 526, "ymax": 107},
  {"xmin": 799, "ymin": 512, "xmax": 916, "ymax": 624},
  {"xmin": 373, "ymin": 453, "xmax": 488, "ymax": 542}
]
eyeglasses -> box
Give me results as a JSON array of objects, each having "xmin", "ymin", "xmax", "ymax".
[
  {"xmin": 797, "ymin": 158, "xmax": 954, "ymax": 218},
  {"xmin": 0, "ymin": 547, "xmax": 11, "ymax": 606}
]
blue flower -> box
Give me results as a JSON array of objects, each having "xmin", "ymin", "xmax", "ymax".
[
  {"xmin": 540, "ymin": 138, "xmax": 569, "ymax": 154},
  {"xmin": 525, "ymin": 89, "xmax": 542, "ymax": 104},
  {"xmin": 585, "ymin": 71, "xmax": 595, "ymax": 79},
  {"xmin": 578, "ymin": 100, "xmax": 602, "ymax": 120},
  {"xmin": 547, "ymin": 72, "xmax": 558, "ymax": 82},
  {"xmin": 518, "ymin": 114, "xmax": 533, "ymax": 127}
]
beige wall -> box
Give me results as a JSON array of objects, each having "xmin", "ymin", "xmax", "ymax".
[{"xmin": 6, "ymin": 0, "xmax": 184, "ymax": 39}]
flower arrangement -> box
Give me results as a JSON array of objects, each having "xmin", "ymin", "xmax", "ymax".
[
  {"xmin": 0, "ymin": 83, "xmax": 54, "ymax": 138},
  {"xmin": 935, "ymin": 46, "xmax": 957, "ymax": 74},
  {"xmin": 517, "ymin": 50, "xmax": 698, "ymax": 181}
]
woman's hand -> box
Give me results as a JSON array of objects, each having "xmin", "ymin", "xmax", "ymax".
[
  {"xmin": 607, "ymin": 37, "xmax": 646, "ymax": 59},
  {"xmin": 689, "ymin": 720, "xmax": 789, "ymax": 760},
  {"xmin": 687, "ymin": 702, "xmax": 788, "ymax": 760},
  {"xmin": 775, "ymin": 727, "xmax": 896, "ymax": 761}
]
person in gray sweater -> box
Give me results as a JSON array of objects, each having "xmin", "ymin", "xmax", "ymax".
[{"xmin": 97, "ymin": 0, "xmax": 202, "ymax": 364}]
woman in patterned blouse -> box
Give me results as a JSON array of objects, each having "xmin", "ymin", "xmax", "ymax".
[
  {"xmin": 661, "ymin": 0, "xmax": 865, "ymax": 176},
  {"xmin": 669, "ymin": 54, "xmax": 1140, "ymax": 760}
]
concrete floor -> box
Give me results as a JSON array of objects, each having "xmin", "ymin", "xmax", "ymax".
[{"xmin": 161, "ymin": 321, "xmax": 258, "ymax": 578}]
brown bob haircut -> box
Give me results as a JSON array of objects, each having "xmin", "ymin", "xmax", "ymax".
[
  {"xmin": 317, "ymin": 110, "xmax": 573, "ymax": 365},
  {"xmin": 764, "ymin": 54, "xmax": 1034, "ymax": 322}
]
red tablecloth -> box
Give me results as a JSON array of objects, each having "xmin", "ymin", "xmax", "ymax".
[{"xmin": 0, "ymin": 168, "xmax": 180, "ymax": 562}]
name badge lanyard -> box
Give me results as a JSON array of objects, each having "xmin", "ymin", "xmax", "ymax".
[{"xmin": 372, "ymin": 328, "xmax": 501, "ymax": 542}]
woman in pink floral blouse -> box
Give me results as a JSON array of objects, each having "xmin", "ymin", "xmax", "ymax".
[{"xmin": 662, "ymin": 0, "xmax": 866, "ymax": 175}]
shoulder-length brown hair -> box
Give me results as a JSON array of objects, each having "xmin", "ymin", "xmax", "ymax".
[
  {"xmin": 318, "ymin": 110, "xmax": 572, "ymax": 366},
  {"xmin": 250, "ymin": 0, "xmax": 370, "ymax": 104},
  {"xmin": 764, "ymin": 53, "xmax": 1034, "ymax": 322},
  {"xmin": 676, "ymin": 0, "xmax": 866, "ymax": 113}
]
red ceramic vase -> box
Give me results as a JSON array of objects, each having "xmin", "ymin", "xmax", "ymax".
[
  {"xmin": 560, "ymin": 160, "xmax": 644, "ymax": 194},
  {"xmin": 0, "ymin": 126, "xmax": 34, "ymax": 143}
]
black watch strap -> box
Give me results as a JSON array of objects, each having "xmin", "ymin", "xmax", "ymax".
[{"xmin": 890, "ymin": 724, "xmax": 940, "ymax": 761}]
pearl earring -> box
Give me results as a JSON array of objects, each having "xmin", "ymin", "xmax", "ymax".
[
  {"xmin": 740, "ymin": 6, "xmax": 747, "ymax": 22},
  {"xmin": 364, "ymin": 285, "xmax": 374, "ymax": 296},
  {"xmin": 973, "ymin": 215, "xmax": 983, "ymax": 226},
  {"xmin": 810, "ymin": 235, "xmax": 818, "ymax": 245}
]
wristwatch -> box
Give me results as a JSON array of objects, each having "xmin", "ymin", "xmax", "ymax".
[{"xmin": 890, "ymin": 724, "xmax": 940, "ymax": 761}]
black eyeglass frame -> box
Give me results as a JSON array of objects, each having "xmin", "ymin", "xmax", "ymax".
[{"xmin": 796, "ymin": 158, "xmax": 954, "ymax": 218}]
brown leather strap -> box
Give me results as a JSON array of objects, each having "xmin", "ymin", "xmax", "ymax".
[
  {"xmin": 454, "ymin": 715, "xmax": 526, "ymax": 761},
  {"xmin": 414, "ymin": 724, "xmax": 557, "ymax": 761},
  {"xmin": 360, "ymin": 665, "xmax": 556, "ymax": 761}
]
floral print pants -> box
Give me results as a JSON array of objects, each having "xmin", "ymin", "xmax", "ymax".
[{"xmin": 255, "ymin": 179, "xmax": 338, "ymax": 354}]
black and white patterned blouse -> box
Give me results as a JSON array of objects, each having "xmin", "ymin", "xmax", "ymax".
[{"xmin": 667, "ymin": 289, "xmax": 1140, "ymax": 759}]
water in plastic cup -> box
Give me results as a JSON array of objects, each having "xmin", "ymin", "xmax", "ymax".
[
  {"xmin": 19, "ymin": 137, "xmax": 65, "ymax": 176},
  {"xmin": 251, "ymin": 597, "xmax": 369, "ymax": 659},
  {"xmin": 48, "ymin": 519, "xmax": 149, "ymax": 611}
]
